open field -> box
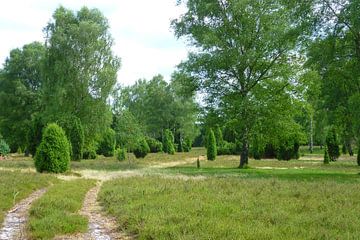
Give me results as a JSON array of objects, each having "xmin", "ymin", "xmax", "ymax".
[{"xmin": 1, "ymin": 147, "xmax": 360, "ymax": 239}]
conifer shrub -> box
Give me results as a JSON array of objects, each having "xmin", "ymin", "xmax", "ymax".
[
  {"xmin": 34, "ymin": 123, "xmax": 70, "ymax": 173},
  {"xmin": 97, "ymin": 128, "xmax": 116, "ymax": 157},
  {"xmin": 134, "ymin": 138, "xmax": 150, "ymax": 158},
  {"xmin": 27, "ymin": 117, "xmax": 44, "ymax": 157},
  {"xmin": 145, "ymin": 137, "xmax": 163, "ymax": 153},
  {"xmin": 326, "ymin": 127, "xmax": 340, "ymax": 161},
  {"xmin": 214, "ymin": 125, "xmax": 224, "ymax": 147},
  {"xmin": 83, "ymin": 144, "xmax": 97, "ymax": 159},
  {"xmin": 116, "ymin": 147, "xmax": 126, "ymax": 161},
  {"xmin": 183, "ymin": 138, "xmax": 192, "ymax": 152},
  {"xmin": 324, "ymin": 146, "xmax": 330, "ymax": 164},
  {"xmin": 206, "ymin": 129, "xmax": 217, "ymax": 161},
  {"xmin": 217, "ymin": 141, "xmax": 236, "ymax": 155},
  {"xmin": 0, "ymin": 138, "xmax": 10, "ymax": 157},
  {"xmin": 163, "ymin": 129, "xmax": 175, "ymax": 155}
]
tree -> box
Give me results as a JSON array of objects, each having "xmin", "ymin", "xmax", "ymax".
[
  {"xmin": 173, "ymin": 0, "xmax": 311, "ymax": 168},
  {"xmin": 206, "ymin": 129, "xmax": 217, "ymax": 161},
  {"xmin": 214, "ymin": 125, "xmax": 223, "ymax": 147},
  {"xmin": 27, "ymin": 116, "xmax": 44, "ymax": 157},
  {"xmin": 0, "ymin": 42, "xmax": 45, "ymax": 151},
  {"xmin": 324, "ymin": 146, "xmax": 330, "ymax": 164},
  {"xmin": 34, "ymin": 123, "xmax": 70, "ymax": 173},
  {"xmin": 133, "ymin": 138, "xmax": 150, "ymax": 158},
  {"xmin": 42, "ymin": 6, "xmax": 120, "ymax": 145},
  {"xmin": 163, "ymin": 129, "xmax": 175, "ymax": 155},
  {"xmin": 97, "ymin": 128, "xmax": 116, "ymax": 157},
  {"xmin": 326, "ymin": 127, "xmax": 340, "ymax": 161}
]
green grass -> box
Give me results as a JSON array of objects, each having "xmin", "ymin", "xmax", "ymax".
[
  {"xmin": 99, "ymin": 176, "xmax": 360, "ymax": 240},
  {"xmin": 28, "ymin": 179, "xmax": 95, "ymax": 239},
  {"xmin": 0, "ymin": 170, "xmax": 57, "ymax": 224}
]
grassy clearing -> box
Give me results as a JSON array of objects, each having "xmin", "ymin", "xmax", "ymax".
[
  {"xmin": 0, "ymin": 170, "xmax": 57, "ymax": 224},
  {"xmin": 99, "ymin": 176, "xmax": 360, "ymax": 240},
  {"xmin": 28, "ymin": 179, "xmax": 95, "ymax": 239}
]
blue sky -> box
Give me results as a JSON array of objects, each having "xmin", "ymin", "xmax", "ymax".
[{"xmin": 0, "ymin": 0, "xmax": 188, "ymax": 85}]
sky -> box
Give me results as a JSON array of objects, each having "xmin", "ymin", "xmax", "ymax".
[{"xmin": 0, "ymin": 0, "xmax": 188, "ymax": 86}]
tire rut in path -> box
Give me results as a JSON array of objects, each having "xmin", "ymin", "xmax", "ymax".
[
  {"xmin": 0, "ymin": 188, "xmax": 47, "ymax": 240},
  {"xmin": 56, "ymin": 181, "xmax": 131, "ymax": 240}
]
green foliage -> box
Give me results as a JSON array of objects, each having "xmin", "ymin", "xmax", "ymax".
[
  {"xmin": 0, "ymin": 138, "xmax": 10, "ymax": 157},
  {"xmin": 97, "ymin": 128, "xmax": 116, "ymax": 157},
  {"xmin": 83, "ymin": 143, "xmax": 97, "ymax": 160},
  {"xmin": 324, "ymin": 146, "xmax": 330, "ymax": 164},
  {"xmin": 217, "ymin": 141, "xmax": 236, "ymax": 156},
  {"xmin": 214, "ymin": 125, "xmax": 223, "ymax": 147},
  {"xmin": 116, "ymin": 148, "xmax": 126, "ymax": 161},
  {"xmin": 206, "ymin": 129, "xmax": 217, "ymax": 161},
  {"xmin": 183, "ymin": 138, "xmax": 192, "ymax": 152},
  {"xmin": 277, "ymin": 137, "xmax": 301, "ymax": 161},
  {"xmin": 57, "ymin": 116, "xmax": 84, "ymax": 161},
  {"xmin": 133, "ymin": 138, "xmax": 150, "ymax": 159},
  {"xmin": 145, "ymin": 137, "xmax": 163, "ymax": 153},
  {"xmin": 0, "ymin": 42, "xmax": 45, "ymax": 151},
  {"xmin": 27, "ymin": 117, "xmax": 44, "ymax": 157},
  {"xmin": 34, "ymin": 123, "xmax": 70, "ymax": 173},
  {"xmin": 42, "ymin": 6, "xmax": 120, "ymax": 145},
  {"xmin": 163, "ymin": 129, "xmax": 175, "ymax": 155},
  {"xmin": 326, "ymin": 127, "xmax": 340, "ymax": 161},
  {"xmin": 177, "ymin": 139, "xmax": 184, "ymax": 152}
]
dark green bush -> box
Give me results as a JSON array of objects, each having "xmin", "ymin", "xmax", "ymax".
[
  {"xmin": 145, "ymin": 137, "xmax": 163, "ymax": 153},
  {"xmin": 206, "ymin": 129, "xmax": 217, "ymax": 161},
  {"xmin": 83, "ymin": 144, "xmax": 97, "ymax": 159},
  {"xmin": 177, "ymin": 139, "xmax": 184, "ymax": 152},
  {"xmin": 214, "ymin": 125, "xmax": 224, "ymax": 147},
  {"xmin": 183, "ymin": 138, "xmax": 192, "ymax": 152},
  {"xmin": 326, "ymin": 127, "xmax": 340, "ymax": 161},
  {"xmin": 34, "ymin": 123, "xmax": 70, "ymax": 173},
  {"xmin": 57, "ymin": 116, "xmax": 84, "ymax": 161},
  {"xmin": 97, "ymin": 128, "xmax": 116, "ymax": 157},
  {"xmin": 0, "ymin": 138, "xmax": 10, "ymax": 157},
  {"xmin": 217, "ymin": 141, "xmax": 236, "ymax": 155},
  {"xmin": 27, "ymin": 117, "xmax": 44, "ymax": 157},
  {"xmin": 277, "ymin": 135, "xmax": 300, "ymax": 161},
  {"xmin": 324, "ymin": 146, "xmax": 330, "ymax": 164},
  {"xmin": 116, "ymin": 148, "xmax": 126, "ymax": 161},
  {"xmin": 163, "ymin": 129, "xmax": 175, "ymax": 155},
  {"xmin": 134, "ymin": 138, "xmax": 150, "ymax": 158}
]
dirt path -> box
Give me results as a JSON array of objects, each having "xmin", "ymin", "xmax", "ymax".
[
  {"xmin": 55, "ymin": 182, "xmax": 131, "ymax": 240},
  {"xmin": 0, "ymin": 188, "xmax": 47, "ymax": 240}
]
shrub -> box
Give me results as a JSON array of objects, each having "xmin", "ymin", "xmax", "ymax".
[
  {"xmin": 163, "ymin": 129, "xmax": 175, "ymax": 155},
  {"xmin": 214, "ymin": 125, "xmax": 224, "ymax": 147},
  {"xmin": 206, "ymin": 129, "xmax": 217, "ymax": 161},
  {"xmin": 0, "ymin": 138, "xmax": 10, "ymax": 157},
  {"xmin": 134, "ymin": 138, "xmax": 150, "ymax": 158},
  {"xmin": 83, "ymin": 144, "xmax": 97, "ymax": 159},
  {"xmin": 357, "ymin": 141, "xmax": 360, "ymax": 166},
  {"xmin": 183, "ymin": 138, "xmax": 192, "ymax": 152},
  {"xmin": 34, "ymin": 123, "xmax": 70, "ymax": 173},
  {"xmin": 58, "ymin": 116, "xmax": 84, "ymax": 161},
  {"xmin": 145, "ymin": 137, "xmax": 163, "ymax": 153},
  {"xmin": 326, "ymin": 127, "xmax": 340, "ymax": 161},
  {"xmin": 27, "ymin": 117, "xmax": 44, "ymax": 157},
  {"xmin": 177, "ymin": 139, "xmax": 184, "ymax": 152},
  {"xmin": 217, "ymin": 141, "xmax": 236, "ymax": 155},
  {"xmin": 116, "ymin": 148, "xmax": 126, "ymax": 161},
  {"xmin": 324, "ymin": 146, "xmax": 330, "ymax": 164},
  {"xmin": 97, "ymin": 128, "xmax": 116, "ymax": 157},
  {"xmin": 277, "ymin": 136, "xmax": 300, "ymax": 161}
]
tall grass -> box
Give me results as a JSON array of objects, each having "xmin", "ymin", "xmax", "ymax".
[{"xmin": 99, "ymin": 176, "xmax": 360, "ymax": 239}]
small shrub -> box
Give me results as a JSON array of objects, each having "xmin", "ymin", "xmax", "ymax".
[
  {"xmin": 134, "ymin": 138, "xmax": 150, "ymax": 158},
  {"xmin": 206, "ymin": 129, "xmax": 217, "ymax": 161},
  {"xmin": 83, "ymin": 144, "xmax": 97, "ymax": 160},
  {"xmin": 177, "ymin": 139, "xmax": 184, "ymax": 152},
  {"xmin": 163, "ymin": 129, "xmax": 175, "ymax": 155},
  {"xmin": 183, "ymin": 138, "xmax": 192, "ymax": 152},
  {"xmin": 214, "ymin": 125, "xmax": 224, "ymax": 147},
  {"xmin": 0, "ymin": 138, "xmax": 10, "ymax": 157},
  {"xmin": 146, "ymin": 137, "xmax": 163, "ymax": 153},
  {"xmin": 34, "ymin": 123, "xmax": 70, "ymax": 173},
  {"xmin": 97, "ymin": 128, "xmax": 116, "ymax": 157},
  {"xmin": 217, "ymin": 141, "xmax": 236, "ymax": 155},
  {"xmin": 116, "ymin": 148, "xmax": 126, "ymax": 161},
  {"xmin": 326, "ymin": 127, "xmax": 340, "ymax": 161},
  {"xmin": 324, "ymin": 146, "xmax": 330, "ymax": 164}
]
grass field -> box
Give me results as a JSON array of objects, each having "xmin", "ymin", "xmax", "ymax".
[
  {"xmin": 99, "ymin": 176, "xmax": 360, "ymax": 239},
  {"xmin": 0, "ymin": 171, "xmax": 57, "ymax": 224},
  {"xmin": 28, "ymin": 179, "xmax": 95, "ymax": 239}
]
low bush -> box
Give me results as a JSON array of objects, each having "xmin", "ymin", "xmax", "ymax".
[
  {"xmin": 116, "ymin": 148, "xmax": 126, "ymax": 161},
  {"xmin": 163, "ymin": 129, "xmax": 175, "ymax": 155},
  {"xmin": 134, "ymin": 138, "xmax": 150, "ymax": 158},
  {"xmin": 217, "ymin": 141, "xmax": 236, "ymax": 155},
  {"xmin": 0, "ymin": 138, "xmax": 10, "ymax": 157},
  {"xmin": 83, "ymin": 144, "xmax": 97, "ymax": 159},
  {"xmin": 183, "ymin": 138, "xmax": 192, "ymax": 152},
  {"xmin": 145, "ymin": 137, "xmax": 163, "ymax": 153},
  {"xmin": 326, "ymin": 127, "xmax": 340, "ymax": 161},
  {"xmin": 34, "ymin": 123, "xmax": 70, "ymax": 173}
]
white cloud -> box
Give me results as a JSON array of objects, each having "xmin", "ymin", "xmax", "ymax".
[{"xmin": 0, "ymin": 0, "xmax": 188, "ymax": 85}]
